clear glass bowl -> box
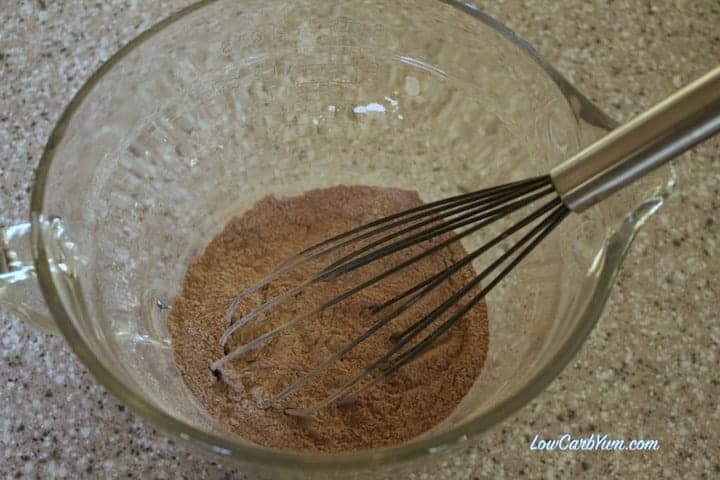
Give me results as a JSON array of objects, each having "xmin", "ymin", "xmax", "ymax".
[{"xmin": 2, "ymin": 0, "xmax": 671, "ymax": 478}]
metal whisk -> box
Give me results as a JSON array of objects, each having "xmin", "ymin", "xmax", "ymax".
[{"xmin": 211, "ymin": 66, "xmax": 720, "ymax": 416}]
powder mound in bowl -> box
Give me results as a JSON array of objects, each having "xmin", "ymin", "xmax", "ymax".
[{"xmin": 167, "ymin": 185, "xmax": 489, "ymax": 452}]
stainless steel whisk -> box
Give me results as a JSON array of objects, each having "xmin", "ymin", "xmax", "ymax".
[{"xmin": 211, "ymin": 66, "xmax": 720, "ymax": 416}]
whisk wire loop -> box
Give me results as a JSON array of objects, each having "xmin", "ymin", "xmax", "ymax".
[
  {"xmin": 285, "ymin": 200, "xmax": 569, "ymax": 415},
  {"xmin": 211, "ymin": 176, "xmax": 571, "ymax": 414}
]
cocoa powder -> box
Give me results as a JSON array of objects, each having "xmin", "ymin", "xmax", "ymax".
[{"xmin": 167, "ymin": 185, "xmax": 489, "ymax": 452}]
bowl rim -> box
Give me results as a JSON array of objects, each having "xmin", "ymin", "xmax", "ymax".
[{"xmin": 31, "ymin": 0, "xmax": 621, "ymax": 471}]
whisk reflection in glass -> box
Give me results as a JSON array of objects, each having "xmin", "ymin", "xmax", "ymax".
[{"xmin": 211, "ymin": 66, "xmax": 720, "ymax": 416}]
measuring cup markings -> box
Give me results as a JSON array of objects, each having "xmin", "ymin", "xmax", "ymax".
[
  {"xmin": 217, "ymin": 15, "xmax": 387, "ymax": 58},
  {"xmin": 118, "ymin": 44, "xmax": 412, "ymax": 185},
  {"xmin": 293, "ymin": 63, "xmax": 360, "ymax": 85}
]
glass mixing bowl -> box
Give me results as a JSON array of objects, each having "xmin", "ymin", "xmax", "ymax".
[{"xmin": 0, "ymin": 0, "xmax": 672, "ymax": 478}]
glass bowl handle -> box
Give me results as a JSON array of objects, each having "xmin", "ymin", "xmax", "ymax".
[{"xmin": 1, "ymin": 222, "xmax": 59, "ymax": 333}]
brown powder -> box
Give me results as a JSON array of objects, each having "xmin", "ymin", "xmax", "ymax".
[{"xmin": 167, "ymin": 185, "xmax": 489, "ymax": 452}]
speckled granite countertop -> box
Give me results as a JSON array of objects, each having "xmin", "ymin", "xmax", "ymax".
[{"xmin": 1, "ymin": 1, "xmax": 718, "ymax": 478}]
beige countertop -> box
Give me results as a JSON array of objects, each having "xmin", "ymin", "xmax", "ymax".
[{"xmin": 1, "ymin": 1, "xmax": 718, "ymax": 478}]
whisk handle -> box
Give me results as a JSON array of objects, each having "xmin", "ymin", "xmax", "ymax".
[{"xmin": 550, "ymin": 66, "xmax": 720, "ymax": 212}]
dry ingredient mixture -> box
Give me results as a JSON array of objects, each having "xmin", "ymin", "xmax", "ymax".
[{"xmin": 167, "ymin": 185, "xmax": 489, "ymax": 452}]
